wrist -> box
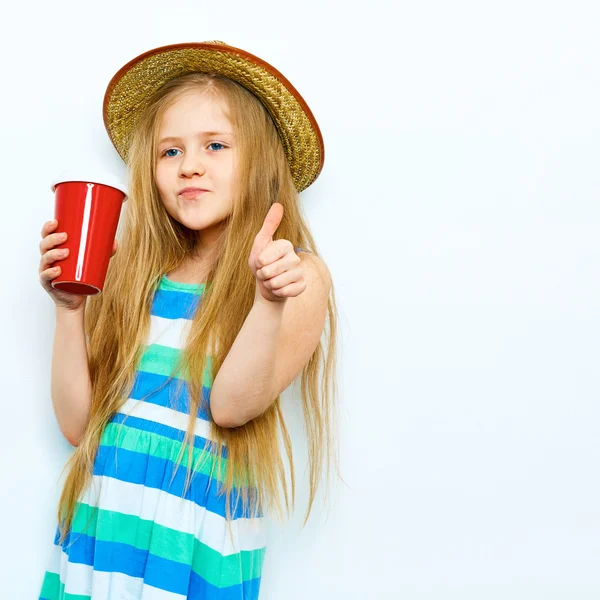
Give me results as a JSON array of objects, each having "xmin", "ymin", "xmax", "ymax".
[
  {"xmin": 55, "ymin": 305, "xmax": 86, "ymax": 320},
  {"xmin": 253, "ymin": 288, "xmax": 286, "ymax": 314}
]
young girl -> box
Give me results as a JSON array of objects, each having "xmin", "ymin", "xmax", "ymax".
[{"xmin": 37, "ymin": 41, "xmax": 339, "ymax": 600}]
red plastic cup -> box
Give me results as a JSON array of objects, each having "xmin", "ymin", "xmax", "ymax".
[{"xmin": 50, "ymin": 170, "xmax": 128, "ymax": 295}]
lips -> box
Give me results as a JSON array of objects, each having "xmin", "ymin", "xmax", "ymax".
[{"xmin": 179, "ymin": 188, "xmax": 208, "ymax": 199}]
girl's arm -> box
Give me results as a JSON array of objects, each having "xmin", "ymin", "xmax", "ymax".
[
  {"xmin": 51, "ymin": 306, "xmax": 93, "ymax": 445},
  {"xmin": 209, "ymin": 253, "xmax": 330, "ymax": 428}
]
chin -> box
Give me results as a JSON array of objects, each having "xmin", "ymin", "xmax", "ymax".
[{"xmin": 179, "ymin": 218, "xmax": 211, "ymax": 231}]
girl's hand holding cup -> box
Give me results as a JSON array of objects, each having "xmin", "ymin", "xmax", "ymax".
[
  {"xmin": 39, "ymin": 219, "xmax": 118, "ymax": 312},
  {"xmin": 41, "ymin": 169, "xmax": 128, "ymax": 308}
]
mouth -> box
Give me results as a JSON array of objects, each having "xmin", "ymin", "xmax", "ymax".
[{"xmin": 179, "ymin": 189, "xmax": 209, "ymax": 200}]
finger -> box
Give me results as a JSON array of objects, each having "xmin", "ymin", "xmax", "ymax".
[
  {"xmin": 41, "ymin": 248, "xmax": 69, "ymax": 270},
  {"xmin": 255, "ymin": 203, "xmax": 284, "ymax": 246},
  {"xmin": 40, "ymin": 265, "xmax": 61, "ymax": 282},
  {"xmin": 41, "ymin": 219, "xmax": 58, "ymax": 238},
  {"xmin": 270, "ymin": 280, "xmax": 306, "ymax": 297},
  {"xmin": 40, "ymin": 231, "xmax": 67, "ymax": 254},
  {"xmin": 256, "ymin": 251, "xmax": 300, "ymax": 280},
  {"xmin": 41, "ymin": 248, "xmax": 68, "ymax": 270},
  {"xmin": 111, "ymin": 239, "xmax": 118, "ymax": 256},
  {"xmin": 264, "ymin": 268, "xmax": 303, "ymax": 291},
  {"xmin": 256, "ymin": 239, "xmax": 296, "ymax": 270}
]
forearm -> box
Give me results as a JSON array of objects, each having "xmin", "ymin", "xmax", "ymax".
[
  {"xmin": 210, "ymin": 292, "xmax": 285, "ymax": 427},
  {"xmin": 51, "ymin": 306, "xmax": 93, "ymax": 445}
]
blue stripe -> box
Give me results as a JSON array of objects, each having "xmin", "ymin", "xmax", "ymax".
[
  {"xmin": 52, "ymin": 533, "xmax": 261, "ymax": 599},
  {"xmin": 151, "ymin": 288, "xmax": 202, "ymax": 320},
  {"xmin": 189, "ymin": 568, "xmax": 262, "ymax": 600},
  {"xmin": 130, "ymin": 370, "xmax": 212, "ymax": 421},
  {"xmin": 93, "ymin": 444, "xmax": 259, "ymax": 519}
]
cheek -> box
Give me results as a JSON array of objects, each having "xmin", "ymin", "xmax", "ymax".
[{"xmin": 155, "ymin": 166, "xmax": 173, "ymax": 194}]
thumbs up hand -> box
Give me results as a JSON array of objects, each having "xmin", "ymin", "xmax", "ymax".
[{"xmin": 249, "ymin": 203, "xmax": 307, "ymax": 304}]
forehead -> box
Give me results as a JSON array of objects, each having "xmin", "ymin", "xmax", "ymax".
[{"xmin": 158, "ymin": 90, "xmax": 232, "ymax": 134}]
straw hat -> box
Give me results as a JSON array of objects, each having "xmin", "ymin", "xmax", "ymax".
[{"xmin": 102, "ymin": 40, "xmax": 325, "ymax": 192}]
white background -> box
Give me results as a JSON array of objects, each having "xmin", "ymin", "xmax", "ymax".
[{"xmin": 1, "ymin": 0, "xmax": 599, "ymax": 598}]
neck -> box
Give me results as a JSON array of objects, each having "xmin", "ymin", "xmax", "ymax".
[{"xmin": 192, "ymin": 221, "xmax": 225, "ymax": 260}]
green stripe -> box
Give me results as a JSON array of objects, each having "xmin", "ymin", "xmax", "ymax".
[
  {"xmin": 39, "ymin": 571, "xmax": 60, "ymax": 600},
  {"xmin": 138, "ymin": 344, "xmax": 213, "ymax": 386},
  {"xmin": 159, "ymin": 276, "xmax": 207, "ymax": 295},
  {"xmin": 72, "ymin": 503, "xmax": 265, "ymax": 587},
  {"xmin": 101, "ymin": 422, "xmax": 229, "ymax": 482},
  {"xmin": 39, "ymin": 571, "xmax": 90, "ymax": 600}
]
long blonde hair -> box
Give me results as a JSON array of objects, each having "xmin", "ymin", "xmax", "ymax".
[{"xmin": 55, "ymin": 72, "xmax": 339, "ymax": 545}]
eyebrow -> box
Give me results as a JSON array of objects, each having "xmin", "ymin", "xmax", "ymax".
[{"xmin": 158, "ymin": 132, "xmax": 234, "ymax": 145}]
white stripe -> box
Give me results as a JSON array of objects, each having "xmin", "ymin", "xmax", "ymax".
[
  {"xmin": 147, "ymin": 314, "xmax": 219, "ymax": 355},
  {"xmin": 49, "ymin": 556, "xmax": 186, "ymax": 600},
  {"xmin": 147, "ymin": 314, "xmax": 191, "ymax": 349},
  {"xmin": 116, "ymin": 397, "xmax": 213, "ymax": 440},
  {"xmin": 75, "ymin": 183, "xmax": 94, "ymax": 282},
  {"xmin": 45, "ymin": 539, "xmax": 62, "ymax": 574},
  {"xmin": 80, "ymin": 474, "xmax": 266, "ymax": 556}
]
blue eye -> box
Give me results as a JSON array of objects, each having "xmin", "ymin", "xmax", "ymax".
[{"xmin": 161, "ymin": 143, "xmax": 226, "ymax": 158}]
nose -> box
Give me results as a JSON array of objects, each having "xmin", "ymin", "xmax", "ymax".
[{"xmin": 178, "ymin": 150, "xmax": 206, "ymax": 178}]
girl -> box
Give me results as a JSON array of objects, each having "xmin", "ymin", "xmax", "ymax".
[{"xmin": 37, "ymin": 41, "xmax": 339, "ymax": 600}]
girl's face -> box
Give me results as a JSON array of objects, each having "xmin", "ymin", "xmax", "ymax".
[{"xmin": 155, "ymin": 89, "xmax": 236, "ymax": 238}]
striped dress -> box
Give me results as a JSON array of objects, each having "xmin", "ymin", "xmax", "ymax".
[{"xmin": 39, "ymin": 274, "xmax": 267, "ymax": 600}]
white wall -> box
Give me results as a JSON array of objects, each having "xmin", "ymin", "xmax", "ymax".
[{"xmin": 2, "ymin": 0, "xmax": 599, "ymax": 598}]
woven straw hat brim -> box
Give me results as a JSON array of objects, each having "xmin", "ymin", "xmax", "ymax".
[{"xmin": 103, "ymin": 41, "xmax": 324, "ymax": 192}]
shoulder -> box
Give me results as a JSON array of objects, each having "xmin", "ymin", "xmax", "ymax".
[{"xmin": 299, "ymin": 252, "xmax": 332, "ymax": 294}]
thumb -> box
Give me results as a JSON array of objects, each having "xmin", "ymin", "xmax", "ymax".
[{"xmin": 255, "ymin": 203, "xmax": 284, "ymax": 247}]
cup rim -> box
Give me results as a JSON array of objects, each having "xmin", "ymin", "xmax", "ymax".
[{"xmin": 51, "ymin": 170, "xmax": 128, "ymax": 197}]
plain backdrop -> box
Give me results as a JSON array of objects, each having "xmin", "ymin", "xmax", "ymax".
[{"xmin": 1, "ymin": 0, "xmax": 599, "ymax": 598}]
